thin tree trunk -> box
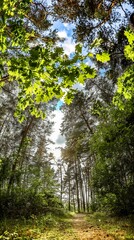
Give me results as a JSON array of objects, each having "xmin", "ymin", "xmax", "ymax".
[
  {"xmin": 74, "ymin": 158, "xmax": 80, "ymax": 213},
  {"xmin": 77, "ymin": 156, "xmax": 86, "ymax": 212},
  {"xmin": 7, "ymin": 117, "xmax": 34, "ymax": 194},
  {"xmin": 68, "ymin": 172, "xmax": 71, "ymax": 211}
]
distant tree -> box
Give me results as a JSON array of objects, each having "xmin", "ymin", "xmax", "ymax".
[{"xmin": 60, "ymin": 91, "xmax": 97, "ymax": 212}]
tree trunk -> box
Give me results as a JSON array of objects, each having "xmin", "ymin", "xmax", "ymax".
[
  {"xmin": 7, "ymin": 117, "xmax": 34, "ymax": 194},
  {"xmin": 74, "ymin": 157, "xmax": 80, "ymax": 212}
]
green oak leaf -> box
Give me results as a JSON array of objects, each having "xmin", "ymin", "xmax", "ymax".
[{"xmin": 96, "ymin": 52, "xmax": 110, "ymax": 63}]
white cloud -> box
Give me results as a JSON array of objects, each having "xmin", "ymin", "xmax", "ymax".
[
  {"xmin": 49, "ymin": 110, "xmax": 65, "ymax": 160},
  {"xmin": 53, "ymin": 147, "xmax": 62, "ymax": 160},
  {"xmin": 63, "ymin": 23, "xmax": 69, "ymax": 28},
  {"xmin": 73, "ymin": 83, "xmax": 84, "ymax": 90},
  {"xmin": 56, "ymin": 135, "xmax": 65, "ymax": 144},
  {"xmin": 63, "ymin": 22, "xmax": 75, "ymax": 31},
  {"xmin": 57, "ymin": 30, "xmax": 68, "ymax": 39},
  {"xmin": 50, "ymin": 110, "xmax": 63, "ymax": 142},
  {"xmin": 61, "ymin": 38, "xmax": 76, "ymax": 55}
]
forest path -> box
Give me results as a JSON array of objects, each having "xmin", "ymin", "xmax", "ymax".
[
  {"xmin": 70, "ymin": 213, "xmax": 115, "ymax": 240},
  {"xmin": 40, "ymin": 213, "xmax": 115, "ymax": 239}
]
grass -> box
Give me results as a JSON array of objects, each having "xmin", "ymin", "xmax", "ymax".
[
  {"xmin": 0, "ymin": 213, "xmax": 74, "ymax": 240},
  {"xmin": 85, "ymin": 212, "xmax": 134, "ymax": 240},
  {"xmin": 0, "ymin": 212, "xmax": 134, "ymax": 240}
]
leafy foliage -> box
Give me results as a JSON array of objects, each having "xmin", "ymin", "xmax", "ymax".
[
  {"xmin": 0, "ymin": 0, "xmax": 97, "ymax": 122},
  {"xmin": 113, "ymin": 30, "xmax": 134, "ymax": 110},
  {"xmin": 90, "ymin": 103, "xmax": 134, "ymax": 214},
  {"xmin": 96, "ymin": 52, "xmax": 110, "ymax": 63},
  {"xmin": 0, "ymin": 190, "xmax": 63, "ymax": 219}
]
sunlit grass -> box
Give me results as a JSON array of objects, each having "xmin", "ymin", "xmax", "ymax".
[
  {"xmin": 0, "ymin": 213, "xmax": 75, "ymax": 240},
  {"xmin": 86, "ymin": 212, "xmax": 134, "ymax": 240},
  {"xmin": 1, "ymin": 212, "xmax": 134, "ymax": 239}
]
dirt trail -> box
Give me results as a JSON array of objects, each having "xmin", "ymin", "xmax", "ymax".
[
  {"xmin": 71, "ymin": 213, "xmax": 115, "ymax": 240},
  {"xmin": 39, "ymin": 214, "xmax": 116, "ymax": 239}
]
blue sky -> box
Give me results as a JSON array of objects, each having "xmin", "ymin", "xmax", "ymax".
[
  {"xmin": 53, "ymin": 20, "xmax": 74, "ymax": 37},
  {"xmin": 56, "ymin": 100, "xmax": 64, "ymax": 110},
  {"xmin": 56, "ymin": 22, "xmax": 76, "ymax": 55}
]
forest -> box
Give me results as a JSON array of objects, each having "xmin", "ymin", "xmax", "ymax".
[{"xmin": 0, "ymin": 0, "xmax": 134, "ymax": 239}]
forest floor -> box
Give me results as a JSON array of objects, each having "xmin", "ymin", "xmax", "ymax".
[
  {"xmin": 38, "ymin": 213, "xmax": 134, "ymax": 240},
  {"xmin": 0, "ymin": 212, "xmax": 134, "ymax": 240},
  {"xmin": 39, "ymin": 213, "xmax": 115, "ymax": 240},
  {"xmin": 61, "ymin": 213, "xmax": 115, "ymax": 240}
]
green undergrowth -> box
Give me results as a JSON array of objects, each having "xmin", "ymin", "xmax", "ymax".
[
  {"xmin": 0, "ymin": 212, "xmax": 74, "ymax": 240},
  {"xmin": 86, "ymin": 212, "xmax": 134, "ymax": 240}
]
